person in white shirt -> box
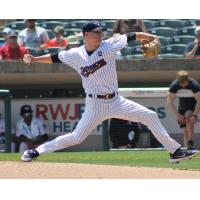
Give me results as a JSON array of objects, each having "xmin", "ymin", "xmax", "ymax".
[
  {"xmin": 18, "ymin": 19, "xmax": 49, "ymax": 49},
  {"xmin": 15, "ymin": 105, "xmax": 49, "ymax": 153}
]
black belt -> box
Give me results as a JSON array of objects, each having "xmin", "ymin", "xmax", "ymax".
[{"xmin": 88, "ymin": 92, "xmax": 118, "ymax": 100}]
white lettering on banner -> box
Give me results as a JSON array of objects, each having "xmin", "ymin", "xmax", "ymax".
[
  {"xmin": 0, "ymin": 99, "xmax": 103, "ymax": 136},
  {"xmin": 0, "ymin": 95, "xmax": 199, "ymax": 136}
]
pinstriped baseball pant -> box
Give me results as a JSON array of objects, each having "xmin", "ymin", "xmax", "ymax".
[{"xmin": 36, "ymin": 95, "xmax": 181, "ymax": 154}]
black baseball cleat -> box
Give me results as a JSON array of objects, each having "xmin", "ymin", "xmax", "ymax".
[
  {"xmin": 21, "ymin": 149, "xmax": 39, "ymax": 162},
  {"xmin": 169, "ymin": 148, "xmax": 199, "ymax": 164}
]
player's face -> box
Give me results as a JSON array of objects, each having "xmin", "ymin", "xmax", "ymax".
[
  {"xmin": 23, "ymin": 113, "xmax": 32, "ymax": 125},
  {"xmin": 8, "ymin": 36, "xmax": 18, "ymax": 46},
  {"xmin": 26, "ymin": 20, "xmax": 36, "ymax": 29},
  {"xmin": 86, "ymin": 29, "xmax": 103, "ymax": 45}
]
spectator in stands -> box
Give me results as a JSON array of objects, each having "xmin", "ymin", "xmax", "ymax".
[
  {"xmin": 14, "ymin": 105, "xmax": 49, "ymax": 153},
  {"xmin": 113, "ymin": 19, "xmax": 147, "ymax": 35},
  {"xmin": 185, "ymin": 26, "xmax": 200, "ymax": 58},
  {"xmin": 0, "ymin": 30, "xmax": 29, "ymax": 61},
  {"xmin": 58, "ymin": 35, "xmax": 80, "ymax": 52},
  {"xmin": 167, "ymin": 70, "xmax": 200, "ymax": 149},
  {"xmin": 18, "ymin": 19, "xmax": 49, "ymax": 49},
  {"xmin": 41, "ymin": 26, "xmax": 68, "ymax": 48},
  {"xmin": 66, "ymin": 35, "xmax": 80, "ymax": 50},
  {"xmin": 0, "ymin": 27, "xmax": 12, "ymax": 46}
]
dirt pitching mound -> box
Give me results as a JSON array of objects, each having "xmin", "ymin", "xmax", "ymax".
[{"xmin": 0, "ymin": 161, "xmax": 200, "ymax": 179}]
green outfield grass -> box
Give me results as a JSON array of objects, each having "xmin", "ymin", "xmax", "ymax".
[{"xmin": 0, "ymin": 150, "xmax": 199, "ymax": 170}]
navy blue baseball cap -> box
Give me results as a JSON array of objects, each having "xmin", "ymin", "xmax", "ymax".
[
  {"xmin": 82, "ymin": 21, "xmax": 107, "ymax": 33},
  {"xmin": 20, "ymin": 105, "xmax": 33, "ymax": 116}
]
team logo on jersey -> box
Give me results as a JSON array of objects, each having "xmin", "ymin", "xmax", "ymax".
[
  {"xmin": 81, "ymin": 59, "xmax": 107, "ymax": 77},
  {"xmin": 98, "ymin": 51, "xmax": 102, "ymax": 56}
]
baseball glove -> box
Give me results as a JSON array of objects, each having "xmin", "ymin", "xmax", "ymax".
[{"xmin": 141, "ymin": 40, "xmax": 161, "ymax": 58}]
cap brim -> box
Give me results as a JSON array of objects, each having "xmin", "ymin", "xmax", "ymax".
[{"xmin": 93, "ymin": 27, "xmax": 107, "ymax": 31}]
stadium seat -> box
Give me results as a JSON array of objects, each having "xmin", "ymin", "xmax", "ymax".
[
  {"xmin": 120, "ymin": 47, "xmax": 134, "ymax": 57},
  {"xmin": 148, "ymin": 27, "xmax": 176, "ymax": 37},
  {"xmin": 67, "ymin": 20, "xmax": 89, "ymax": 29},
  {"xmin": 127, "ymin": 40, "xmax": 140, "ymax": 47},
  {"xmin": 133, "ymin": 45, "xmax": 143, "ymax": 55},
  {"xmin": 26, "ymin": 48, "xmax": 41, "ymax": 56},
  {"xmin": 159, "ymin": 36, "xmax": 170, "ymax": 46},
  {"xmin": 40, "ymin": 47, "xmax": 60, "ymax": 55},
  {"xmin": 38, "ymin": 21, "xmax": 64, "ymax": 30},
  {"xmin": 105, "ymin": 28, "xmax": 113, "ymax": 37},
  {"xmin": 121, "ymin": 46, "xmax": 142, "ymax": 57},
  {"xmin": 184, "ymin": 19, "xmax": 200, "ymax": 26},
  {"xmin": 170, "ymin": 35, "xmax": 195, "ymax": 45},
  {"xmin": 102, "ymin": 20, "xmax": 116, "ymax": 29},
  {"xmin": 63, "ymin": 28, "xmax": 82, "ymax": 37},
  {"xmin": 175, "ymin": 27, "xmax": 196, "ymax": 36},
  {"xmin": 158, "ymin": 54, "xmax": 184, "ymax": 59},
  {"xmin": 143, "ymin": 20, "xmax": 155, "ymax": 29},
  {"xmin": 46, "ymin": 29, "xmax": 55, "ymax": 39},
  {"xmin": 123, "ymin": 54, "xmax": 144, "ymax": 60},
  {"xmin": 161, "ymin": 44, "xmax": 186, "ymax": 55},
  {"xmin": 154, "ymin": 19, "xmax": 185, "ymax": 29},
  {"xmin": 0, "ymin": 38, "xmax": 5, "ymax": 46},
  {"xmin": 5, "ymin": 21, "xmax": 26, "ymax": 30}
]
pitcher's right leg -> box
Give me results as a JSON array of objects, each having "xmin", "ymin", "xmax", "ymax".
[{"xmin": 21, "ymin": 99, "xmax": 106, "ymax": 161}]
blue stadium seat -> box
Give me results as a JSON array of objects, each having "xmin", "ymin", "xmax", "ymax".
[
  {"xmin": 67, "ymin": 20, "xmax": 89, "ymax": 29},
  {"xmin": 161, "ymin": 44, "xmax": 186, "ymax": 55},
  {"xmin": 63, "ymin": 28, "xmax": 82, "ymax": 37},
  {"xmin": 176, "ymin": 27, "xmax": 196, "ymax": 36},
  {"xmin": 106, "ymin": 28, "xmax": 113, "ymax": 37},
  {"xmin": 40, "ymin": 47, "xmax": 60, "ymax": 55},
  {"xmin": 0, "ymin": 38, "xmax": 5, "ymax": 46},
  {"xmin": 120, "ymin": 47, "xmax": 134, "ymax": 56},
  {"xmin": 143, "ymin": 20, "xmax": 155, "ymax": 29},
  {"xmin": 154, "ymin": 19, "xmax": 185, "ymax": 29},
  {"xmin": 38, "ymin": 21, "xmax": 64, "ymax": 30},
  {"xmin": 102, "ymin": 20, "xmax": 116, "ymax": 29},
  {"xmin": 159, "ymin": 36, "xmax": 170, "ymax": 46},
  {"xmin": 123, "ymin": 54, "xmax": 144, "ymax": 60},
  {"xmin": 184, "ymin": 19, "xmax": 200, "ymax": 26},
  {"xmin": 6, "ymin": 21, "xmax": 26, "ymax": 30},
  {"xmin": 26, "ymin": 48, "xmax": 41, "ymax": 56},
  {"xmin": 158, "ymin": 54, "xmax": 184, "ymax": 59},
  {"xmin": 127, "ymin": 40, "xmax": 140, "ymax": 47},
  {"xmin": 46, "ymin": 29, "xmax": 55, "ymax": 39},
  {"xmin": 133, "ymin": 45, "xmax": 143, "ymax": 55},
  {"xmin": 148, "ymin": 27, "xmax": 176, "ymax": 37},
  {"xmin": 170, "ymin": 35, "xmax": 195, "ymax": 45}
]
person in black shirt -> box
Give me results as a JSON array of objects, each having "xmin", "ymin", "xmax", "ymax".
[{"xmin": 167, "ymin": 70, "xmax": 200, "ymax": 149}]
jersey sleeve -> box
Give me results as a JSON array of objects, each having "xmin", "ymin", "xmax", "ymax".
[
  {"xmin": 169, "ymin": 80, "xmax": 179, "ymax": 93},
  {"xmin": 58, "ymin": 49, "xmax": 76, "ymax": 69},
  {"xmin": 191, "ymin": 79, "xmax": 200, "ymax": 93},
  {"xmin": 106, "ymin": 34, "xmax": 128, "ymax": 53}
]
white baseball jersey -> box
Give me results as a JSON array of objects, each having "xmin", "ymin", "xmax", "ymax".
[
  {"xmin": 16, "ymin": 117, "xmax": 48, "ymax": 139},
  {"xmin": 58, "ymin": 34, "xmax": 127, "ymax": 95},
  {"xmin": 36, "ymin": 34, "xmax": 181, "ymax": 155}
]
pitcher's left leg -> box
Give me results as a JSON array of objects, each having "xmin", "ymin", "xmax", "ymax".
[{"xmin": 111, "ymin": 96, "xmax": 181, "ymax": 154}]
